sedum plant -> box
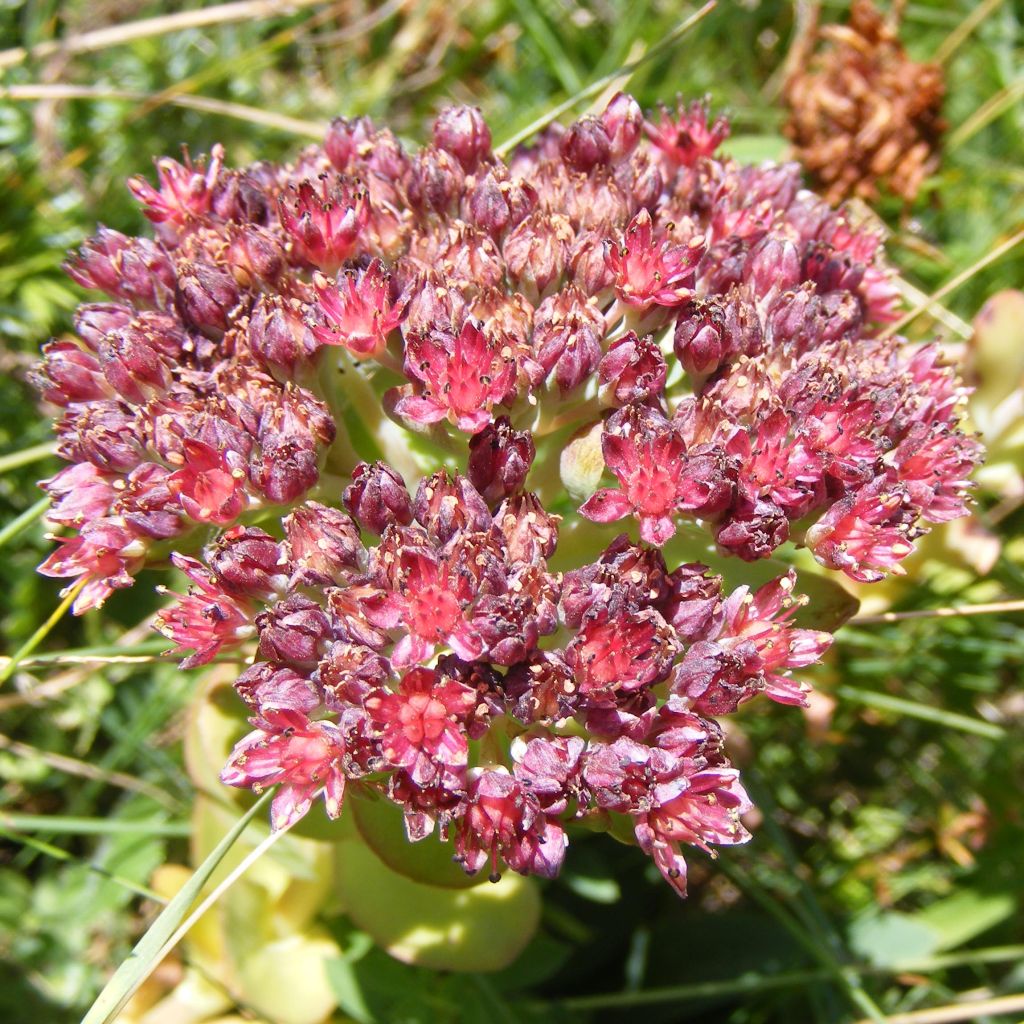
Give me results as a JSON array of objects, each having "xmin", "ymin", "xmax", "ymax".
[{"xmin": 32, "ymin": 94, "xmax": 980, "ymax": 897}]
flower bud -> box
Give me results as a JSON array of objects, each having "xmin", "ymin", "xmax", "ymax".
[
  {"xmin": 33, "ymin": 342, "xmax": 108, "ymax": 406},
  {"xmin": 601, "ymin": 92, "xmax": 643, "ymax": 160},
  {"xmin": 246, "ymin": 294, "xmax": 318, "ymax": 376},
  {"xmin": 533, "ymin": 285, "xmax": 605, "ymax": 395},
  {"xmin": 598, "ymin": 330, "xmax": 667, "ymax": 406},
  {"xmin": 224, "ymin": 224, "xmax": 284, "ymax": 288},
  {"xmin": 97, "ymin": 326, "xmax": 170, "ymax": 403},
  {"xmin": 73, "ymin": 304, "xmax": 133, "ymax": 350},
  {"xmin": 560, "ymin": 116, "xmax": 611, "ymax": 172},
  {"xmin": 343, "ymin": 461, "xmax": 412, "ymax": 534},
  {"xmin": 251, "ymin": 435, "xmax": 320, "ymax": 505},
  {"xmin": 257, "ymin": 594, "xmax": 333, "ymax": 665},
  {"xmin": 284, "ymin": 502, "xmax": 364, "ymax": 580},
  {"xmin": 175, "ymin": 259, "xmax": 241, "ymax": 334},
  {"xmin": 413, "ymin": 471, "xmax": 492, "ymax": 542},
  {"xmin": 503, "ymin": 211, "xmax": 572, "ymax": 299},
  {"xmin": 675, "ymin": 305, "xmax": 725, "ymax": 377},
  {"xmin": 65, "ymin": 227, "xmax": 175, "ymax": 307},
  {"xmin": 324, "ymin": 115, "xmax": 376, "ymax": 171},
  {"xmin": 433, "ymin": 105, "xmax": 492, "ymax": 171},
  {"xmin": 465, "ymin": 168, "xmax": 536, "ymax": 238},
  {"xmin": 744, "ymin": 236, "xmax": 801, "ymax": 300},
  {"xmin": 407, "ymin": 146, "xmax": 465, "ymax": 214},
  {"xmin": 208, "ymin": 525, "xmax": 289, "ymax": 600},
  {"xmin": 210, "ymin": 169, "xmax": 270, "ymax": 223},
  {"xmin": 468, "ymin": 416, "xmax": 536, "ymax": 504}
]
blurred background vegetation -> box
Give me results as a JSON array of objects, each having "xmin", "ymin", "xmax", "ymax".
[{"xmin": 1, "ymin": 1, "xmax": 1023, "ymax": 1022}]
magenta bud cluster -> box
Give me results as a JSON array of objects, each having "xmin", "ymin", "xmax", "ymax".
[{"xmin": 33, "ymin": 95, "xmax": 979, "ymax": 895}]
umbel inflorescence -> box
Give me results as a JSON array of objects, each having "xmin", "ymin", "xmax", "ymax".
[{"xmin": 34, "ymin": 95, "xmax": 980, "ymax": 895}]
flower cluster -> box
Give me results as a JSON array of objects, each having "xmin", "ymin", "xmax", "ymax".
[{"xmin": 35, "ymin": 94, "xmax": 979, "ymax": 895}]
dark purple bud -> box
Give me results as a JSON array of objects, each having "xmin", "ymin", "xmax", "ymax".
[
  {"xmin": 407, "ymin": 146, "xmax": 465, "ymax": 214},
  {"xmin": 802, "ymin": 242, "xmax": 865, "ymax": 295},
  {"xmin": 116, "ymin": 463, "xmax": 182, "ymax": 540},
  {"xmin": 560, "ymin": 534, "xmax": 672, "ymax": 627},
  {"xmin": 343, "ymin": 461, "xmax": 412, "ymax": 535},
  {"xmin": 175, "ymin": 260, "xmax": 241, "ymax": 334},
  {"xmin": 257, "ymin": 594, "xmax": 333, "ymax": 665},
  {"xmin": 246, "ymin": 294, "xmax": 317, "ymax": 377},
  {"xmin": 663, "ymin": 563, "xmax": 723, "ymax": 642},
  {"xmin": 533, "ymin": 285, "xmax": 605, "ymax": 395},
  {"xmin": 672, "ymin": 640, "xmax": 764, "ymax": 716},
  {"xmin": 598, "ymin": 330, "xmax": 667, "ymax": 406},
  {"xmin": 601, "ymin": 92, "xmax": 643, "ymax": 159},
  {"xmin": 235, "ymin": 662, "xmax": 320, "ymax": 717},
  {"xmin": 208, "ymin": 525, "xmax": 289, "ymax": 600},
  {"xmin": 503, "ymin": 211, "xmax": 572, "ymax": 299},
  {"xmin": 468, "ymin": 416, "xmax": 536, "ymax": 504},
  {"xmin": 744, "ymin": 236, "xmax": 801, "ymax": 299},
  {"xmin": 210, "ymin": 170, "xmax": 270, "ymax": 224},
  {"xmin": 568, "ymin": 230, "xmax": 616, "ymax": 294},
  {"xmin": 98, "ymin": 327, "xmax": 170, "ymax": 403},
  {"xmin": 433, "ymin": 105, "xmax": 492, "ymax": 171},
  {"xmin": 675, "ymin": 306, "xmax": 725, "ymax": 377},
  {"xmin": 715, "ymin": 497, "xmax": 790, "ymax": 560},
  {"xmin": 284, "ymin": 502, "xmax": 365, "ymax": 581},
  {"xmin": 494, "ymin": 492, "xmax": 559, "ymax": 562},
  {"xmin": 74, "ymin": 304, "xmax": 133, "ymax": 350},
  {"xmin": 65, "ymin": 227, "xmax": 175, "ymax": 307},
  {"xmin": 324, "ymin": 115, "xmax": 376, "ymax": 171},
  {"xmin": 466, "ymin": 169, "xmax": 536, "ymax": 237},
  {"xmin": 560, "ymin": 116, "xmax": 611, "ymax": 172},
  {"xmin": 317, "ymin": 640, "xmax": 390, "ymax": 708},
  {"xmin": 251, "ymin": 435, "xmax": 319, "ymax": 505},
  {"xmin": 32, "ymin": 341, "xmax": 108, "ymax": 406},
  {"xmin": 627, "ymin": 152, "xmax": 664, "ymax": 209},
  {"xmin": 57, "ymin": 401, "xmax": 144, "ymax": 473},
  {"xmin": 413, "ymin": 471, "xmax": 492, "ymax": 542},
  {"xmin": 505, "ymin": 651, "xmax": 578, "ymax": 724},
  {"xmin": 224, "ymin": 225, "xmax": 284, "ymax": 287}
]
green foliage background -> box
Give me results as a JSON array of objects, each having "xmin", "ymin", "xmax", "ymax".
[{"xmin": 0, "ymin": 1, "xmax": 1023, "ymax": 1022}]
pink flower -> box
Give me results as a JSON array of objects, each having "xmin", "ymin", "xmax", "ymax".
[
  {"xmin": 392, "ymin": 320, "xmax": 517, "ymax": 434},
  {"xmin": 580, "ymin": 409, "xmax": 730, "ymax": 545},
  {"xmin": 310, "ymin": 260, "xmax": 405, "ymax": 360},
  {"xmin": 221, "ymin": 709, "xmax": 348, "ymax": 830},
  {"xmin": 278, "ymin": 177, "xmax": 370, "ymax": 272},
  {"xmin": 455, "ymin": 769, "xmax": 566, "ymax": 881},
  {"xmin": 674, "ymin": 571, "xmax": 832, "ymax": 712},
  {"xmin": 605, "ymin": 209, "xmax": 704, "ymax": 308},
  {"xmin": 646, "ymin": 99, "xmax": 731, "ymax": 167},
  {"xmin": 365, "ymin": 666, "xmax": 477, "ymax": 784},
  {"xmin": 566, "ymin": 608, "xmax": 678, "ymax": 704},
  {"xmin": 166, "ymin": 439, "xmax": 249, "ymax": 524},
  {"xmin": 154, "ymin": 554, "xmax": 256, "ymax": 669},
  {"xmin": 38, "ymin": 518, "xmax": 146, "ymax": 613},
  {"xmin": 806, "ymin": 475, "xmax": 921, "ymax": 582},
  {"xmin": 127, "ymin": 145, "xmax": 224, "ymax": 230},
  {"xmin": 635, "ymin": 766, "xmax": 752, "ymax": 896}
]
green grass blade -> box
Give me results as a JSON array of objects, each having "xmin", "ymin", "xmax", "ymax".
[
  {"xmin": 836, "ymin": 686, "xmax": 1006, "ymax": 739},
  {"xmin": 0, "ymin": 579, "xmax": 86, "ymax": 687},
  {"xmin": 494, "ymin": 0, "xmax": 716, "ymax": 155},
  {"xmin": 0, "ymin": 495, "xmax": 49, "ymax": 549},
  {"xmin": 81, "ymin": 789, "xmax": 273, "ymax": 1024},
  {"xmin": 0, "ymin": 439, "xmax": 56, "ymax": 474},
  {"xmin": 0, "ymin": 824, "xmax": 165, "ymax": 903},
  {"xmin": 0, "ymin": 814, "xmax": 191, "ymax": 837}
]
